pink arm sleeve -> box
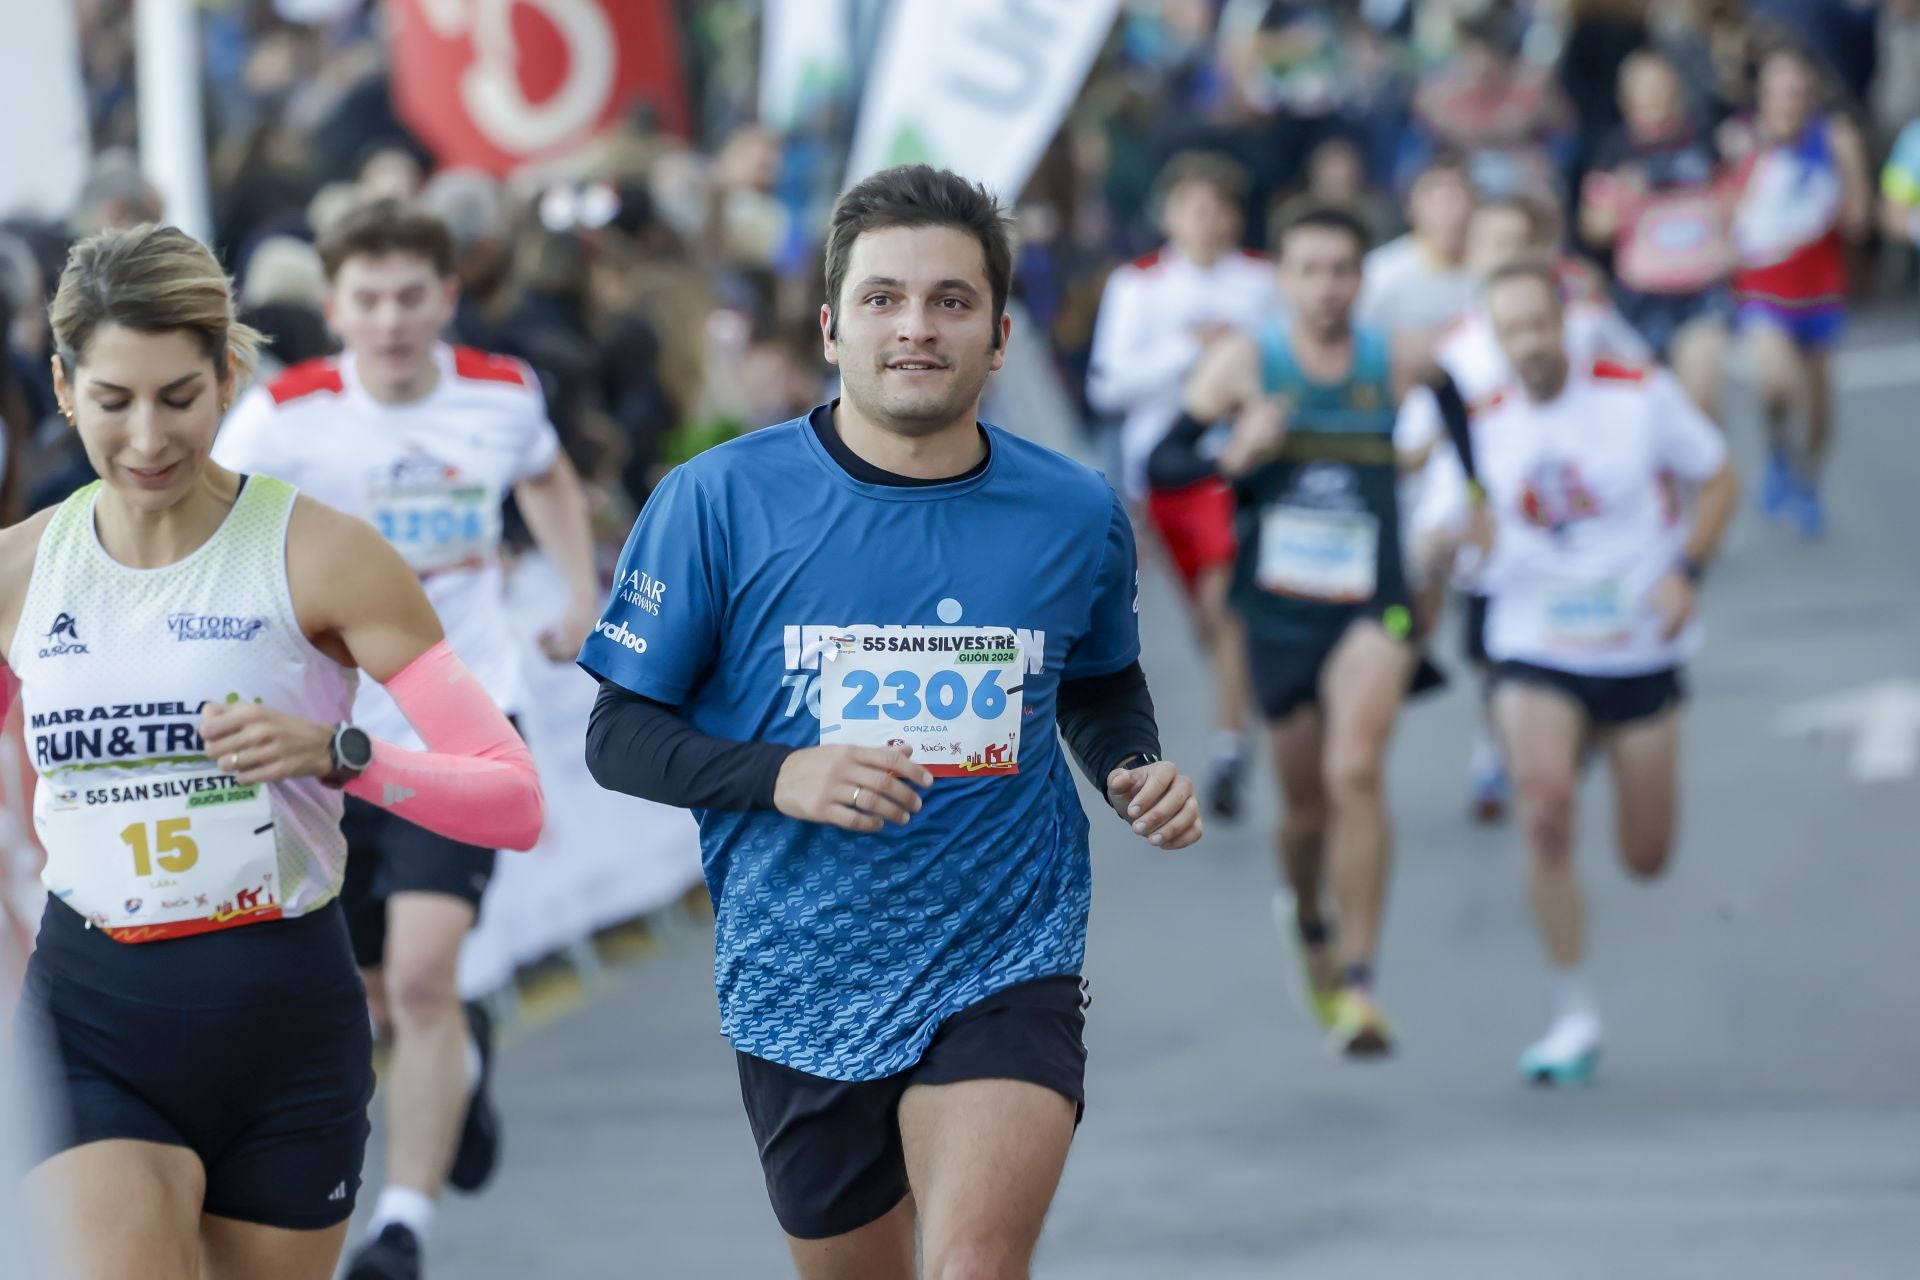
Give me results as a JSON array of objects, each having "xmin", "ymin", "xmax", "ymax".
[{"xmin": 343, "ymin": 641, "xmax": 546, "ymax": 852}]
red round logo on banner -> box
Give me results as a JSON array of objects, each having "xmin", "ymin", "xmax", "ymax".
[{"xmin": 392, "ymin": 0, "xmax": 688, "ymax": 175}]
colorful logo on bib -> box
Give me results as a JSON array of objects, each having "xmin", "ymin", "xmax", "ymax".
[
  {"xmin": 124, "ymin": 898, "xmax": 141, "ymax": 915},
  {"xmin": 39, "ymin": 612, "xmax": 88, "ymax": 658},
  {"xmin": 595, "ymin": 617, "xmax": 648, "ymax": 654},
  {"xmin": 167, "ymin": 613, "xmax": 268, "ymax": 643}
]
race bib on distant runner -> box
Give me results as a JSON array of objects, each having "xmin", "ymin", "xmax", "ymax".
[
  {"xmin": 38, "ymin": 767, "xmax": 282, "ymax": 943},
  {"xmin": 1542, "ymin": 579, "xmax": 1632, "ymax": 649},
  {"xmin": 1620, "ymin": 191, "xmax": 1730, "ymax": 293},
  {"xmin": 1256, "ymin": 506, "xmax": 1378, "ymax": 603},
  {"xmin": 367, "ymin": 477, "xmax": 499, "ymax": 576},
  {"xmin": 816, "ymin": 626, "xmax": 1024, "ymax": 777}
]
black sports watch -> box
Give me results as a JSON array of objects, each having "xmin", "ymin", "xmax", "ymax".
[{"xmin": 325, "ymin": 723, "xmax": 374, "ymax": 788}]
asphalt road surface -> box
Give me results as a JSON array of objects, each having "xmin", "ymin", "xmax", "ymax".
[{"xmin": 352, "ymin": 313, "xmax": 1920, "ymax": 1279}]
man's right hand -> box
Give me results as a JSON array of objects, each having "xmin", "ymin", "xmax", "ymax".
[{"xmin": 773, "ymin": 744, "xmax": 933, "ymax": 833}]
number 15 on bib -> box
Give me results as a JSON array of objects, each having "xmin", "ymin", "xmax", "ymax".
[{"xmin": 816, "ymin": 626, "xmax": 1025, "ymax": 778}]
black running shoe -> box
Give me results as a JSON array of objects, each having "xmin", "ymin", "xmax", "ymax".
[
  {"xmin": 346, "ymin": 1224, "xmax": 422, "ymax": 1280},
  {"xmin": 1207, "ymin": 757, "xmax": 1244, "ymax": 823},
  {"xmin": 447, "ymin": 1000, "xmax": 500, "ymax": 1193}
]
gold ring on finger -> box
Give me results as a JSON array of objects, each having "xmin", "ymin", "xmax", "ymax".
[{"xmin": 851, "ymin": 786, "xmax": 863, "ymax": 810}]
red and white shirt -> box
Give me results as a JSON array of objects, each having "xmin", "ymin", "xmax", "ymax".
[
  {"xmin": 214, "ymin": 343, "xmax": 560, "ymax": 746},
  {"xmin": 1418, "ymin": 359, "xmax": 1726, "ymax": 676},
  {"xmin": 1087, "ymin": 246, "xmax": 1280, "ymax": 500}
]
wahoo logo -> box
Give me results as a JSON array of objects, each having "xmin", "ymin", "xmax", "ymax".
[
  {"xmin": 384, "ymin": 783, "xmax": 416, "ymax": 806},
  {"xmin": 595, "ymin": 617, "xmax": 648, "ymax": 654},
  {"xmin": 38, "ymin": 612, "xmax": 88, "ymax": 659}
]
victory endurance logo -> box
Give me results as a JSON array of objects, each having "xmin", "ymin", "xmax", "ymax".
[{"xmin": 167, "ymin": 613, "xmax": 268, "ymax": 643}]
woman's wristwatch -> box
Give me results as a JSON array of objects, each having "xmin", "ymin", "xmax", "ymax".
[{"xmin": 324, "ymin": 723, "xmax": 374, "ymax": 789}]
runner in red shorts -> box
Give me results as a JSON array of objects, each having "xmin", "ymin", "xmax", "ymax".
[{"xmin": 1089, "ymin": 152, "xmax": 1280, "ymax": 820}]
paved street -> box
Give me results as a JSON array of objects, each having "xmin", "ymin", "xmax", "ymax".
[{"xmin": 358, "ymin": 316, "xmax": 1920, "ymax": 1278}]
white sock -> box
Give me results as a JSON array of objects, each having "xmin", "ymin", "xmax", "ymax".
[
  {"xmin": 1469, "ymin": 731, "xmax": 1502, "ymax": 780},
  {"xmin": 464, "ymin": 1032, "xmax": 484, "ymax": 1093},
  {"xmin": 1211, "ymin": 730, "xmax": 1245, "ymax": 766},
  {"xmin": 369, "ymin": 1185, "xmax": 436, "ymax": 1245},
  {"xmin": 1552, "ymin": 969, "xmax": 1597, "ymax": 1022}
]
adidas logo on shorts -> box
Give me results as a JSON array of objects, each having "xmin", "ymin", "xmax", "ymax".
[{"xmin": 328, "ymin": 1182, "xmax": 347, "ymax": 1202}]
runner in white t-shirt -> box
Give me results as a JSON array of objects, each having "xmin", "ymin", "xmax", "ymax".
[
  {"xmin": 1400, "ymin": 195, "xmax": 1650, "ymax": 824},
  {"xmin": 1416, "ymin": 261, "xmax": 1737, "ymax": 1086},
  {"xmin": 1358, "ymin": 151, "xmax": 1479, "ymax": 358},
  {"xmin": 212, "ymin": 199, "xmax": 599, "ymax": 1280}
]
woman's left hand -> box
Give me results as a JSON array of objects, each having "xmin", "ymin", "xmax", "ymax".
[{"xmin": 201, "ymin": 701, "xmax": 336, "ymax": 785}]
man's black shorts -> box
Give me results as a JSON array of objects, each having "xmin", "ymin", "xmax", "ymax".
[
  {"xmin": 1246, "ymin": 622, "xmax": 1439, "ymax": 723},
  {"xmin": 337, "ymin": 795, "xmax": 498, "ymax": 968},
  {"xmin": 735, "ymin": 974, "xmax": 1089, "ymax": 1241},
  {"xmin": 1492, "ymin": 661, "xmax": 1685, "ymax": 726},
  {"xmin": 19, "ymin": 897, "xmax": 373, "ymax": 1229}
]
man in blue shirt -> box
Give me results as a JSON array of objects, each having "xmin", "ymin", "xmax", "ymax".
[{"xmin": 579, "ymin": 164, "xmax": 1201, "ymax": 1278}]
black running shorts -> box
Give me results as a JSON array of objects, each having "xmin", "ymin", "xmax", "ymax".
[
  {"xmin": 735, "ymin": 974, "xmax": 1090, "ymax": 1241},
  {"xmin": 18, "ymin": 896, "xmax": 373, "ymax": 1230},
  {"xmin": 1492, "ymin": 661, "xmax": 1685, "ymax": 726},
  {"xmin": 337, "ymin": 796, "xmax": 498, "ymax": 968}
]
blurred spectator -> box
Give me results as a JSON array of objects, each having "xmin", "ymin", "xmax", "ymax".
[
  {"xmin": 1558, "ymin": 0, "xmax": 1654, "ymax": 186},
  {"xmin": 72, "ymin": 150, "xmax": 164, "ymax": 236},
  {"xmin": 1414, "ymin": 12, "xmax": 1573, "ymax": 199},
  {"xmin": 1358, "ymin": 150, "xmax": 1477, "ymax": 343},
  {"xmin": 240, "ymin": 235, "xmax": 335, "ymax": 375},
  {"xmin": 418, "ymin": 168, "xmax": 515, "ymax": 350},
  {"xmin": 1581, "ymin": 49, "xmax": 1732, "ymax": 416},
  {"xmin": 357, "ymin": 142, "xmax": 427, "ymax": 202}
]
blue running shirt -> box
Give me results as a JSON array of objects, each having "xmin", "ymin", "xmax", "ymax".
[{"xmin": 578, "ymin": 407, "xmax": 1141, "ymax": 1080}]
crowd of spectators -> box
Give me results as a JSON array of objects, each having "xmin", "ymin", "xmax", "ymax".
[{"xmin": 3, "ymin": 0, "xmax": 1918, "ymax": 539}]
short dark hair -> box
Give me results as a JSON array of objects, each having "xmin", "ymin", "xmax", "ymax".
[
  {"xmin": 317, "ymin": 197, "xmax": 456, "ymax": 280},
  {"xmin": 1155, "ymin": 150, "xmax": 1251, "ymax": 207},
  {"xmin": 823, "ymin": 165, "xmax": 1014, "ymax": 341},
  {"xmin": 1414, "ymin": 149, "xmax": 1471, "ymax": 187},
  {"xmin": 1276, "ymin": 200, "xmax": 1372, "ymax": 258}
]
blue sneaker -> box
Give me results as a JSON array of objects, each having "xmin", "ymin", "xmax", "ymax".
[
  {"xmin": 1759, "ymin": 451, "xmax": 1793, "ymax": 522},
  {"xmin": 1791, "ymin": 482, "xmax": 1827, "ymax": 541}
]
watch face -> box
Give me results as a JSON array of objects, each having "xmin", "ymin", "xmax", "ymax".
[{"xmin": 338, "ymin": 726, "xmax": 374, "ymax": 770}]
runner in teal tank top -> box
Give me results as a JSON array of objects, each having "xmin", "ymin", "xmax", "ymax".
[{"xmin": 1150, "ymin": 203, "xmax": 1429, "ymax": 1058}]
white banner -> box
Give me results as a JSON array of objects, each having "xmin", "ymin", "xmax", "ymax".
[
  {"xmin": 760, "ymin": 0, "xmax": 853, "ymax": 133},
  {"xmin": 457, "ymin": 555, "xmax": 703, "ymax": 998},
  {"xmin": 845, "ymin": 0, "xmax": 1122, "ymax": 198},
  {"xmin": 0, "ymin": 3, "xmax": 88, "ymax": 220}
]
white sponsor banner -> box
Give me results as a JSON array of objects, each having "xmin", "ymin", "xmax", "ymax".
[
  {"xmin": 846, "ymin": 0, "xmax": 1122, "ymax": 198},
  {"xmin": 0, "ymin": 3, "xmax": 88, "ymax": 219},
  {"xmin": 760, "ymin": 0, "xmax": 853, "ymax": 132}
]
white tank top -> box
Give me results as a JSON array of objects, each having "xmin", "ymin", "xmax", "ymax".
[{"xmin": 10, "ymin": 475, "xmax": 358, "ymax": 941}]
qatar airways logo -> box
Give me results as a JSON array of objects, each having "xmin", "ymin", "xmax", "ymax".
[
  {"xmin": 595, "ymin": 618, "xmax": 648, "ymax": 654},
  {"xmin": 618, "ymin": 569, "xmax": 667, "ymax": 617}
]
